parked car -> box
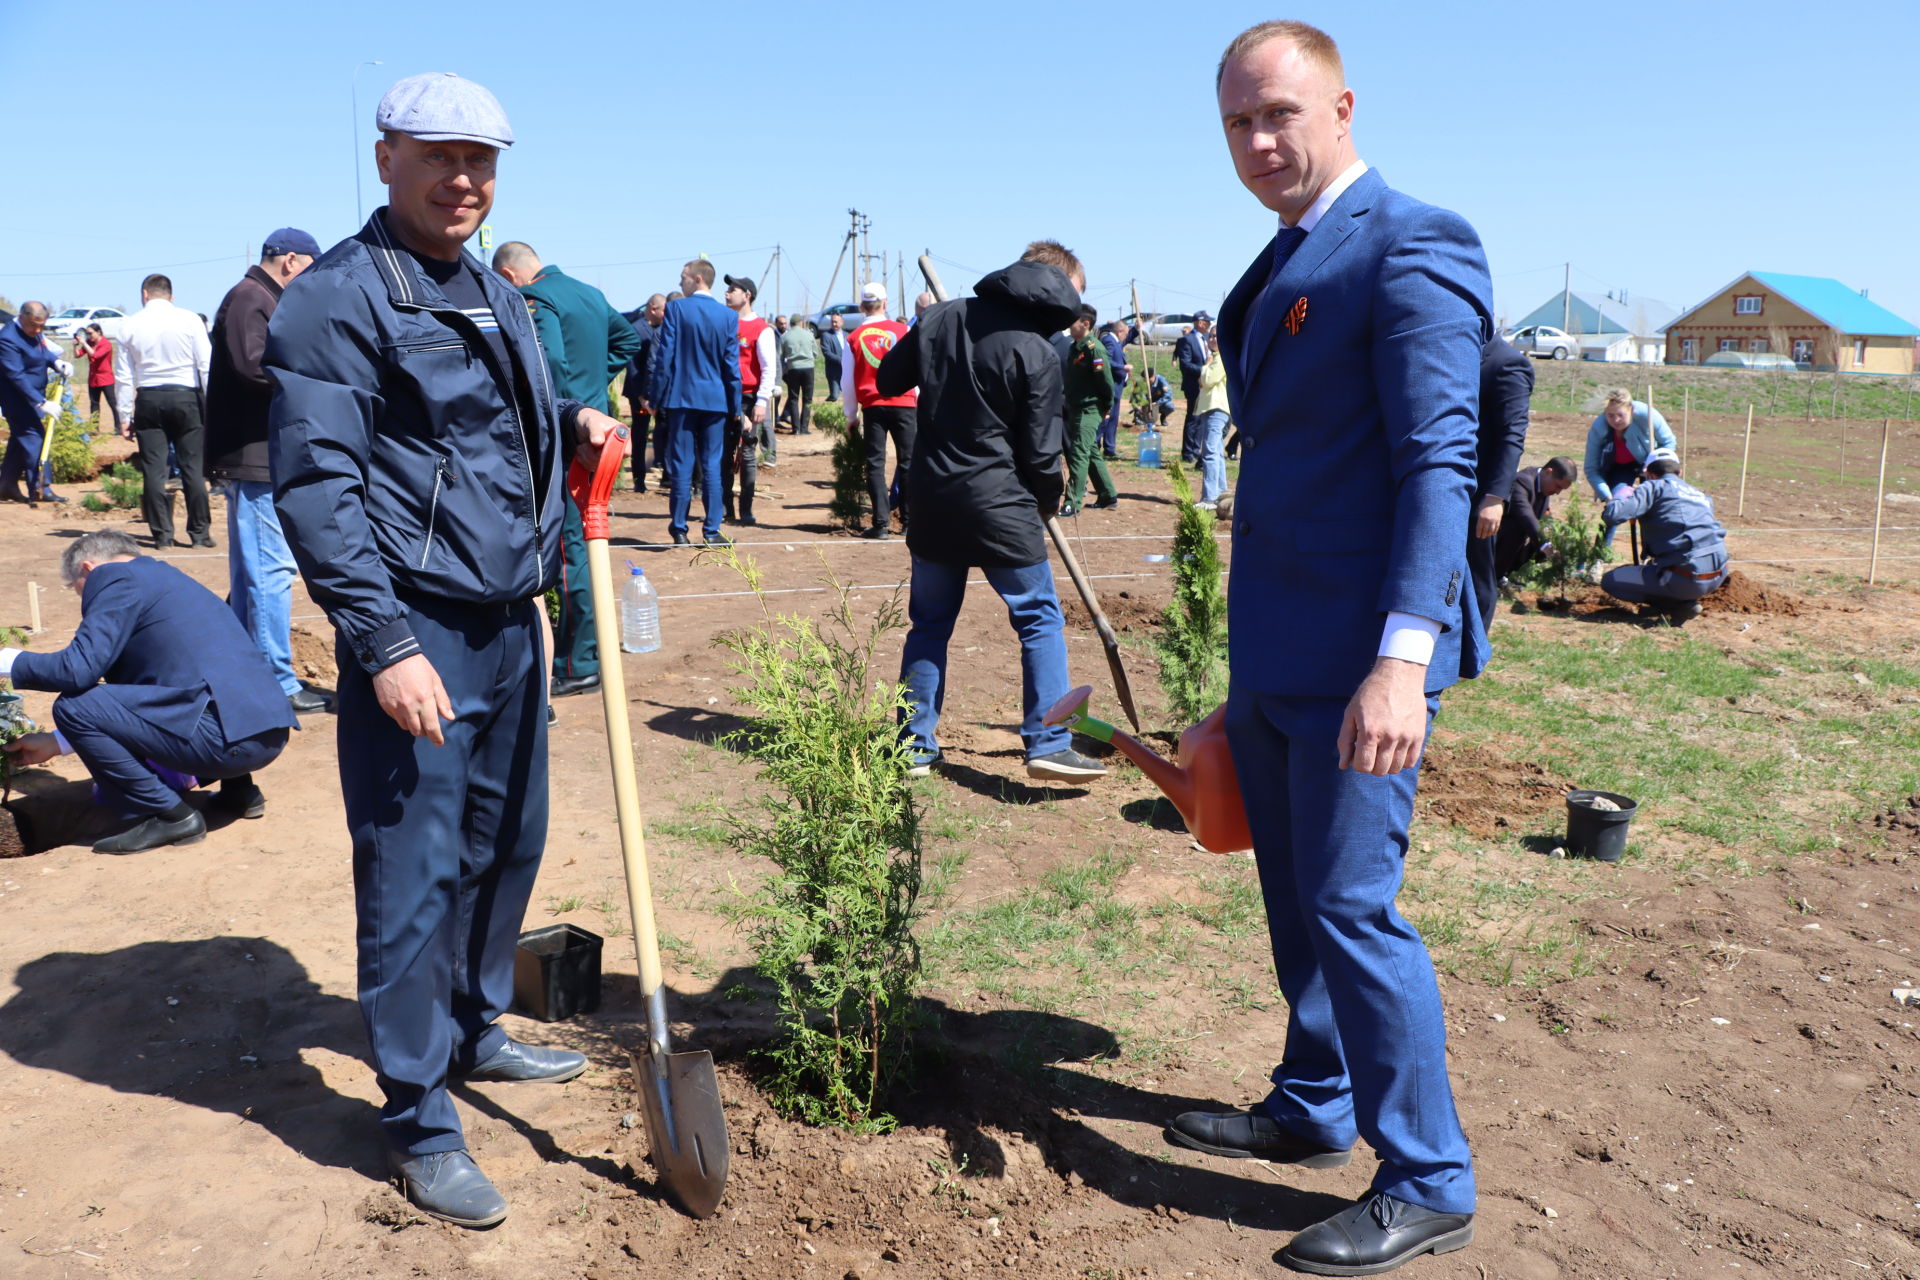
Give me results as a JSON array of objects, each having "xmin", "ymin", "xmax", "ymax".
[
  {"xmin": 1121, "ymin": 312, "xmax": 1197, "ymax": 344},
  {"xmin": 45, "ymin": 306, "xmax": 125, "ymax": 339},
  {"xmin": 1702, "ymin": 350, "xmax": 1800, "ymax": 371},
  {"xmin": 808, "ymin": 302, "xmax": 866, "ymax": 334},
  {"xmin": 1505, "ymin": 324, "xmax": 1579, "ymax": 360}
]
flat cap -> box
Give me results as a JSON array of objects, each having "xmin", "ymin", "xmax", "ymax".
[{"xmin": 376, "ymin": 72, "xmax": 514, "ymax": 148}]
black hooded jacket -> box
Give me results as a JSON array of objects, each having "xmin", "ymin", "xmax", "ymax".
[{"xmin": 876, "ymin": 261, "xmax": 1078, "ymax": 568}]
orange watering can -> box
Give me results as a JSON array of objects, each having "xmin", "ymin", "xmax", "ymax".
[{"xmin": 1044, "ymin": 686, "xmax": 1252, "ymax": 853}]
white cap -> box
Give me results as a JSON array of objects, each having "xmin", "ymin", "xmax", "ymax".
[
  {"xmin": 859, "ymin": 282, "xmax": 887, "ymax": 304},
  {"xmin": 376, "ymin": 72, "xmax": 514, "ymax": 148},
  {"xmin": 1644, "ymin": 446, "xmax": 1680, "ymax": 469}
]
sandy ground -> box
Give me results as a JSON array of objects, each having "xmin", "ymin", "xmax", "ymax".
[{"xmin": 1, "ymin": 409, "xmax": 1917, "ymax": 1279}]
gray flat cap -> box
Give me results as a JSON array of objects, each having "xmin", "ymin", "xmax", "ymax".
[{"xmin": 376, "ymin": 72, "xmax": 514, "ymax": 148}]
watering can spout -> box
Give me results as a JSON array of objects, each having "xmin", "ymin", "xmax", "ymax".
[{"xmin": 1042, "ymin": 686, "xmax": 1251, "ymax": 854}]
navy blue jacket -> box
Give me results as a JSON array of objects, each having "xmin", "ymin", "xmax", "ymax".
[
  {"xmin": 11, "ymin": 557, "xmax": 298, "ymax": 741},
  {"xmin": 1476, "ymin": 336, "xmax": 1534, "ymax": 504},
  {"xmin": 1220, "ymin": 168, "xmax": 1492, "ymax": 697},
  {"xmin": 1603, "ymin": 474, "xmax": 1728, "ymax": 573},
  {"xmin": 647, "ymin": 292, "xmax": 739, "ymax": 417},
  {"xmin": 0, "ymin": 318, "xmax": 58, "ymax": 426},
  {"xmin": 1175, "ymin": 328, "xmax": 1208, "ymax": 395},
  {"xmin": 1101, "ymin": 331, "xmax": 1129, "ymax": 390},
  {"xmin": 622, "ymin": 315, "xmax": 659, "ymax": 402},
  {"xmin": 264, "ymin": 210, "xmax": 587, "ymax": 675}
]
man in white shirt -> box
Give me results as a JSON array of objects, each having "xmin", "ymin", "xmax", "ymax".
[
  {"xmin": 721, "ymin": 274, "xmax": 777, "ymax": 524},
  {"xmin": 102, "ymin": 274, "xmax": 215, "ymax": 548}
]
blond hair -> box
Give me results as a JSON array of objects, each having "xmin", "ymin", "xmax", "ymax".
[
  {"xmin": 1605, "ymin": 388, "xmax": 1635, "ymax": 410},
  {"xmin": 1217, "ymin": 20, "xmax": 1344, "ymax": 90}
]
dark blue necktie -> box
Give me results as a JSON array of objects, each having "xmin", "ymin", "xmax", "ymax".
[{"xmin": 1242, "ymin": 226, "xmax": 1310, "ymax": 380}]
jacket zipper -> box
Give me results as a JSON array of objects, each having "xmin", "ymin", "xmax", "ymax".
[{"xmin": 420, "ymin": 457, "xmax": 452, "ymax": 568}]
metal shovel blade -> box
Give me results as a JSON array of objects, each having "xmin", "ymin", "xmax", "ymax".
[{"xmin": 632, "ymin": 1044, "xmax": 730, "ymax": 1219}]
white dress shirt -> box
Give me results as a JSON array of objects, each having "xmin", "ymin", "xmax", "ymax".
[
  {"xmin": 100, "ymin": 297, "xmax": 213, "ymax": 426},
  {"xmin": 1277, "ymin": 160, "xmax": 1443, "ymax": 667}
]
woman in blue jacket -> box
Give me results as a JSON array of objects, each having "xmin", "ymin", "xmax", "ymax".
[{"xmin": 1584, "ymin": 387, "xmax": 1676, "ymax": 546}]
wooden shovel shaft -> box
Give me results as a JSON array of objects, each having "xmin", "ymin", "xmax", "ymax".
[
  {"xmin": 1045, "ymin": 516, "xmax": 1141, "ymax": 732},
  {"xmin": 583, "ymin": 537, "xmax": 668, "ymax": 1022}
]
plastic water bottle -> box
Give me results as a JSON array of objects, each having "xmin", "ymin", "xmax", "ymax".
[
  {"xmin": 1137, "ymin": 426, "xmax": 1162, "ymax": 468},
  {"xmin": 620, "ymin": 562, "xmax": 661, "ymax": 654}
]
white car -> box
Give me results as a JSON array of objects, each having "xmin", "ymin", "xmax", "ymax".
[
  {"xmin": 1505, "ymin": 324, "xmax": 1579, "ymax": 360},
  {"xmin": 46, "ymin": 306, "xmax": 125, "ymax": 339},
  {"xmin": 1121, "ymin": 312, "xmax": 1198, "ymax": 344}
]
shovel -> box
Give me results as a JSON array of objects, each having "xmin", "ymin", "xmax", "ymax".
[
  {"xmin": 568, "ymin": 432, "xmax": 729, "ymax": 1219},
  {"xmin": 1045, "ymin": 516, "xmax": 1141, "ymax": 732}
]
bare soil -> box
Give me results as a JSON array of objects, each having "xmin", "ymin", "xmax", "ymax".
[{"xmin": 1, "ymin": 412, "xmax": 1917, "ymax": 1279}]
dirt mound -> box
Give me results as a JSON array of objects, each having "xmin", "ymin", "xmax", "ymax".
[
  {"xmin": 1869, "ymin": 793, "xmax": 1920, "ymax": 848},
  {"xmin": 1703, "ymin": 569, "xmax": 1803, "ymax": 616},
  {"xmin": 1061, "ymin": 589, "xmax": 1163, "ymax": 635},
  {"xmin": 1418, "ymin": 739, "xmax": 1569, "ymax": 838},
  {"xmin": 0, "ymin": 806, "xmax": 22, "ymax": 858},
  {"xmin": 290, "ymin": 623, "xmax": 339, "ymax": 684}
]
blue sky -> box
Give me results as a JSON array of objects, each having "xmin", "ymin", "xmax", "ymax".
[{"xmin": 3, "ymin": 1, "xmax": 1915, "ymax": 333}]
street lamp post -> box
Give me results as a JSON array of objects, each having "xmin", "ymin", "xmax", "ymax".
[{"xmin": 351, "ymin": 60, "xmax": 384, "ymax": 224}]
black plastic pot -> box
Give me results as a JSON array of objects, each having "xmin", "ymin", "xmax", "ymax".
[
  {"xmin": 513, "ymin": 923, "xmax": 603, "ymax": 1022},
  {"xmin": 1565, "ymin": 789, "xmax": 1637, "ymax": 863}
]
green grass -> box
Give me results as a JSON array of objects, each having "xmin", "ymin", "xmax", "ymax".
[{"xmin": 1527, "ymin": 359, "xmax": 1919, "ymax": 422}]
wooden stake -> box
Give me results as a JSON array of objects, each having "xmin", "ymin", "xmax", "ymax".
[
  {"xmin": 1868, "ymin": 418, "xmax": 1891, "ymax": 585},
  {"xmin": 1681, "ymin": 386, "xmax": 1690, "ymax": 467},
  {"xmin": 1840, "ymin": 416, "xmax": 1847, "ymax": 482},
  {"xmin": 1737, "ymin": 405, "xmax": 1754, "ymax": 517},
  {"xmin": 27, "ymin": 582, "xmax": 42, "ymax": 634}
]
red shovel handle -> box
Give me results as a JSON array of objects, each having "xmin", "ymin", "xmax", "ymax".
[{"xmin": 567, "ymin": 426, "xmax": 631, "ymax": 541}]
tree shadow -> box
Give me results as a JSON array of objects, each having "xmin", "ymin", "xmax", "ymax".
[
  {"xmin": 0, "ymin": 936, "xmax": 385, "ymax": 1178},
  {"xmin": 640, "ymin": 700, "xmax": 754, "ymax": 750},
  {"xmin": 1121, "ymin": 794, "xmax": 1189, "ymax": 834}
]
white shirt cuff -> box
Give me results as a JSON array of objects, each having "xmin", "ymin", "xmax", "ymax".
[
  {"xmin": 53, "ymin": 730, "xmax": 72, "ymax": 756},
  {"xmin": 1377, "ymin": 612, "xmax": 1441, "ymax": 666},
  {"xmin": 0, "ymin": 647, "xmax": 18, "ymax": 677}
]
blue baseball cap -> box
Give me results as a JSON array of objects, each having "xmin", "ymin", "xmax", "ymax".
[
  {"xmin": 262, "ymin": 228, "xmax": 321, "ymax": 257},
  {"xmin": 375, "ymin": 72, "xmax": 514, "ymax": 149}
]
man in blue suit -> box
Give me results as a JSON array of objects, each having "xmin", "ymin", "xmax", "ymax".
[
  {"xmin": 1469, "ymin": 336, "xmax": 1536, "ymax": 631},
  {"xmin": 1175, "ymin": 312, "xmax": 1212, "ymax": 464},
  {"xmin": 1, "ymin": 530, "xmax": 297, "ymax": 853},
  {"xmin": 647, "ymin": 259, "xmax": 740, "ymax": 546},
  {"xmin": 1164, "ymin": 22, "xmax": 1490, "ymax": 1275}
]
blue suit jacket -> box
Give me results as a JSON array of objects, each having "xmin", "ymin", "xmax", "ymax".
[
  {"xmin": 1220, "ymin": 168, "xmax": 1492, "ymax": 698},
  {"xmin": 0, "ymin": 318, "xmax": 58, "ymax": 426},
  {"xmin": 648, "ymin": 292, "xmax": 740, "ymax": 417},
  {"xmin": 11, "ymin": 557, "xmax": 299, "ymax": 741}
]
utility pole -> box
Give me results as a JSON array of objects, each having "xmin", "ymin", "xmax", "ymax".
[
  {"xmin": 1562, "ymin": 262, "xmax": 1571, "ymax": 333},
  {"xmin": 823, "ymin": 210, "xmax": 861, "ymax": 310},
  {"xmin": 774, "ymin": 245, "xmax": 782, "ymax": 316}
]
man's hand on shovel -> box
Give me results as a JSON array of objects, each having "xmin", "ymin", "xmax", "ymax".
[{"xmin": 573, "ymin": 407, "xmax": 629, "ymax": 473}]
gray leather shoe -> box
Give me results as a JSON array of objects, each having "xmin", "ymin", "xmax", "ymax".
[
  {"xmin": 462, "ymin": 1038, "xmax": 588, "ymax": 1083},
  {"xmin": 388, "ymin": 1149, "xmax": 507, "ymax": 1228}
]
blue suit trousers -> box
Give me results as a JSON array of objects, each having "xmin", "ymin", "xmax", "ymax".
[
  {"xmin": 52, "ymin": 686, "xmax": 289, "ymax": 819},
  {"xmin": 664, "ymin": 409, "xmax": 727, "ymax": 539},
  {"xmin": 337, "ymin": 595, "xmax": 548, "ymax": 1155},
  {"xmin": 1224, "ymin": 687, "xmax": 1475, "ymax": 1216}
]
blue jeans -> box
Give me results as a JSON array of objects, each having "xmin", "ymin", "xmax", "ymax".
[
  {"xmin": 664, "ymin": 409, "xmax": 727, "ymax": 539},
  {"xmin": 225, "ymin": 481, "xmax": 301, "ymax": 695},
  {"xmin": 1197, "ymin": 408, "xmax": 1229, "ymax": 503},
  {"xmin": 899, "ymin": 557, "xmax": 1071, "ymax": 761}
]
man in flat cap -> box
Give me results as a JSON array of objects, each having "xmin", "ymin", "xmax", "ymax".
[
  {"xmin": 207, "ymin": 228, "xmax": 327, "ymax": 714},
  {"xmin": 265, "ymin": 70, "xmax": 623, "ymax": 1229}
]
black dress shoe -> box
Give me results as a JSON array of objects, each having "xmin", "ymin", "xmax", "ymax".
[
  {"xmin": 704, "ymin": 531, "xmax": 732, "ymax": 546},
  {"xmin": 460, "ymin": 1038, "xmax": 588, "ymax": 1083},
  {"xmin": 551, "ymin": 673, "xmax": 601, "ymax": 698},
  {"xmin": 388, "ymin": 1149, "xmax": 507, "ymax": 1228},
  {"xmin": 216, "ymin": 781, "xmax": 267, "ymax": 820},
  {"xmin": 546, "ymin": 704, "xmax": 558, "ymax": 727},
  {"xmin": 288, "ymin": 687, "xmax": 329, "ymax": 714},
  {"xmin": 861, "ymin": 526, "xmax": 892, "ymax": 540},
  {"xmin": 192, "ymin": 535, "xmax": 216, "ymax": 548},
  {"xmin": 93, "ymin": 808, "xmax": 207, "ymax": 854},
  {"xmin": 1166, "ymin": 1107, "xmax": 1353, "ymax": 1166},
  {"xmin": 1279, "ymin": 1190, "xmax": 1473, "ymax": 1276},
  {"xmin": 671, "ymin": 532, "xmax": 691, "ymax": 545}
]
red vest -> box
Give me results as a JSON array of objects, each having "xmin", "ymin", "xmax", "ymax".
[
  {"xmin": 738, "ymin": 315, "xmax": 770, "ymax": 393},
  {"xmin": 848, "ymin": 319, "xmax": 916, "ymax": 408}
]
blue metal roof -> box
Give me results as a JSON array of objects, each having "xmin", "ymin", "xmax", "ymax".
[{"xmin": 1749, "ymin": 272, "xmax": 1920, "ymax": 336}]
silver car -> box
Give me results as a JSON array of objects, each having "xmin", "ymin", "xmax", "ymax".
[{"xmin": 1505, "ymin": 324, "xmax": 1579, "ymax": 360}]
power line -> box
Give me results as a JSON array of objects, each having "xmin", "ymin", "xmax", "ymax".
[{"xmin": 0, "ymin": 252, "xmax": 242, "ymax": 279}]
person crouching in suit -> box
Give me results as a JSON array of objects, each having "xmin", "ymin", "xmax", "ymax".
[
  {"xmin": 1, "ymin": 530, "xmax": 297, "ymax": 853},
  {"xmin": 1164, "ymin": 21, "xmax": 1489, "ymax": 1276},
  {"xmin": 1492, "ymin": 457, "xmax": 1577, "ymax": 589}
]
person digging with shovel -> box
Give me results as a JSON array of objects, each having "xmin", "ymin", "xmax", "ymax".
[{"xmin": 265, "ymin": 70, "xmax": 626, "ymax": 1229}]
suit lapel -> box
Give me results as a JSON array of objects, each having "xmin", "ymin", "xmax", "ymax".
[
  {"xmin": 1220, "ymin": 240, "xmax": 1274, "ymax": 398},
  {"xmin": 1243, "ymin": 169, "xmax": 1384, "ymax": 397}
]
